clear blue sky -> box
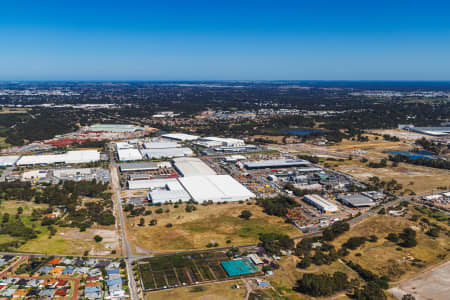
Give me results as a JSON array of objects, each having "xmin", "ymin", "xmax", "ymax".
[{"xmin": 1, "ymin": 0, "xmax": 449, "ymax": 80}]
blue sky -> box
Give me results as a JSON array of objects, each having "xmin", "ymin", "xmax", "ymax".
[{"xmin": 1, "ymin": 0, "xmax": 449, "ymax": 80}]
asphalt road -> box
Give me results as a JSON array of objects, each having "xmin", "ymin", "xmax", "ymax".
[{"xmin": 109, "ymin": 150, "xmax": 140, "ymax": 300}]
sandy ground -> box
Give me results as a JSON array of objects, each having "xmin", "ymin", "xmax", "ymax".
[{"xmin": 389, "ymin": 261, "xmax": 450, "ymax": 300}]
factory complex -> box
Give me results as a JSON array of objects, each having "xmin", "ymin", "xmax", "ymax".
[
  {"xmin": 179, "ymin": 175, "xmax": 256, "ymax": 203},
  {"xmin": 122, "ymin": 155, "xmax": 255, "ymax": 204},
  {"xmin": 303, "ymin": 194, "xmax": 338, "ymax": 213},
  {"xmin": 243, "ymin": 159, "xmax": 311, "ymax": 169},
  {"xmin": 337, "ymin": 194, "xmax": 376, "ymax": 207},
  {"xmin": 0, "ymin": 150, "xmax": 102, "ymax": 166}
]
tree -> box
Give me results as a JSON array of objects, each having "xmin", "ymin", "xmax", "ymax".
[
  {"xmin": 149, "ymin": 219, "xmax": 157, "ymax": 226},
  {"xmin": 94, "ymin": 235, "xmax": 103, "ymax": 243},
  {"xmin": 399, "ymin": 228, "xmax": 417, "ymax": 248},
  {"xmin": 2, "ymin": 213, "xmax": 9, "ymax": 223},
  {"xmin": 402, "ymin": 294, "xmax": 416, "ymax": 300},
  {"xmin": 139, "ymin": 218, "xmax": 145, "ymax": 226},
  {"xmin": 240, "ymin": 210, "xmax": 252, "ymax": 220},
  {"xmin": 426, "ymin": 227, "xmax": 440, "ymax": 238},
  {"xmin": 386, "ymin": 233, "xmax": 399, "ymax": 243},
  {"xmin": 17, "ymin": 207, "xmax": 23, "ymax": 215}
]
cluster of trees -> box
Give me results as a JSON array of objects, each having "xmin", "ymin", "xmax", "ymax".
[
  {"xmin": 367, "ymin": 177, "xmax": 403, "ymax": 193},
  {"xmin": 383, "ymin": 134, "xmax": 400, "ymax": 142},
  {"xmin": 389, "ymin": 155, "xmax": 450, "ymax": 170},
  {"xmin": 256, "ymin": 195, "xmax": 298, "ymax": 217},
  {"xmin": 346, "ymin": 260, "xmax": 389, "ymax": 300},
  {"xmin": 368, "ymin": 158, "xmax": 388, "ymax": 168},
  {"xmin": 0, "ymin": 181, "xmax": 36, "ymax": 201},
  {"xmin": 258, "ymin": 233, "xmax": 294, "ymax": 255},
  {"xmin": 386, "ymin": 228, "xmax": 417, "ymax": 248},
  {"xmin": 415, "ymin": 137, "xmax": 446, "ymax": 155},
  {"xmin": 295, "ymin": 272, "xmax": 350, "ymax": 297},
  {"xmin": 322, "ymin": 221, "xmax": 350, "ymax": 241}
]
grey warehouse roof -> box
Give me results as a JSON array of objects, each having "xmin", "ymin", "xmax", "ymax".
[
  {"xmin": 244, "ymin": 159, "xmax": 311, "ymax": 169},
  {"xmin": 119, "ymin": 162, "xmax": 158, "ymax": 172},
  {"xmin": 338, "ymin": 194, "xmax": 375, "ymax": 207}
]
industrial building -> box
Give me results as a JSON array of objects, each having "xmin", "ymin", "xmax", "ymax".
[
  {"xmin": 303, "ymin": 194, "xmax": 338, "ymax": 213},
  {"xmin": 361, "ymin": 191, "xmax": 386, "ymax": 201},
  {"xmin": 0, "ymin": 155, "xmax": 20, "ymax": 167},
  {"xmin": 161, "ymin": 133, "xmax": 199, "ymax": 141},
  {"xmin": 337, "ymin": 194, "xmax": 375, "ymax": 208},
  {"xmin": 115, "ymin": 142, "xmax": 136, "ymax": 150},
  {"xmin": 87, "ymin": 124, "xmax": 143, "ymax": 133},
  {"xmin": 142, "ymin": 141, "xmax": 180, "ymax": 149},
  {"xmin": 243, "ymin": 159, "xmax": 311, "ymax": 169},
  {"xmin": 128, "ymin": 178, "xmax": 179, "ymax": 190},
  {"xmin": 172, "ymin": 157, "xmax": 216, "ymax": 177},
  {"xmin": 195, "ymin": 137, "xmax": 245, "ymax": 148},
  {"xmin": 119, "ymin": 162, "xmax": 159, "ymax": 172},
  {"xmin": 16, "ymin": 150, "xmax": 100, "ymax": 166},
  {"xmin": 223, "ymin": 155, "xmax": 246, "ymax": 162},
  {"xmin": 214, "ymin": 145, "xmax": 259, "ymax": 153},
  {"xmin": 140, "ymin": 147, "xmax": 193, "ymax": 159},
  {"xmin": 404, "ymin": 126, "xmax": 450, "ymax": 136},
  {"xmin": 178, "ymin": 175, "xmax": 255, "ymax": 202},
  {"xmin": 117, "ymin": 149, "xmax": 143, "ymax": 161},
  {"xmin": 146, "ymin": 180, "xmax": 191, "ymax": 204}
]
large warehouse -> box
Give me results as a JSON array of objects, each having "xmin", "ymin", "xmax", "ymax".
[
  {"xmin": 146, "ymin": 180, "xmax": 191, "ymax": 204},
  {"xmin": 87, "ymin": 124, "xmax": 143, "ymax": 133},
  {"xmin": 337, "ymin": 194, "xmax": 375, "ymax": 208},
  {"xmin": 142, "ymin": 141, "xmax": 180, "ymax": 149},
  {"xmin": 140, "ymin": 147, "xmax": 193, "ymax": 159},
  {"xmin": 195, "ymin": 137, "xmax": 245, "ymax": 148},
  {"xmin": 162, "ymin": 133, "xmax": 199, "ymax": 141},
  {"xmin": 117, "ymin": 149, "xmax": 143, "ymax": 161},
  {"xmin": 16, "ymin": 150, "xmax": 100, "ymax": 166},
  {"xmin": 119, "ymin": 162, "xmax": 158, "ymax": 172},
  {"xmin": 128, "ymin": 178, "xmax": 178, "ymax": 190},
  {"xmin": 244, "ymin": 159, "xmax": 311, "ymax": 169},
  {"xmin": 178, "ymin": 175, "xmax": 255, "ymax": 202},
  {"xmin": 0, "ymin": 155, "xmax": 20, "ymax": 167},
  {"xmin": 303, "ymin": 194, "xmax": 338, "ymax": 213},
  {"xmin": 173, "ymin": 157, "xmax": 216, "ymax": 177}
]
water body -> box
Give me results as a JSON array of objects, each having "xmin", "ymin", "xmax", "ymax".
[
  {"xmin": 387, "ymin": 151, "xmax": 437, "ymax": 160},
  {"xmin": 280, "ymin": 129, "xmax": 324, "ymax": 136}
]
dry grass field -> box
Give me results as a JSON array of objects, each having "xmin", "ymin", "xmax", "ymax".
[
  {"xmin": 267, "ymin": 256, "xmax": 359, "ymax": 300},
  {"xmin": 145, "ymin": 280, "xmax": 246, "ymax": 300},
  {"xmin": 126, "ymin": 201, "xmax": 301, "ymax": 253},
  {"xmin": 0, "ymin": 200, "xmax": 120, "ymax": 256},
  {"xmin": 332, "ymin": 160, "xmax": 450, "ymax": 194},
  {"xmin": 329, "ymin": 211, "xmax": 449, "ymax": 281}
]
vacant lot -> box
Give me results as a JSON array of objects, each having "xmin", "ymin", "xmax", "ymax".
[
  {"xmin": 127, "ymin": 201, "xmax": 301, "ymax": 253},
  {"xmin": 333, "ymin": 160, "xmax": 450, "ymax": 195},
  {"xmin": 389, "ymin": 261, "xmax": 450, "ymax": 300},
  {"xmin": 330, "ymin": 212, "xmax": 449, "ymax": 281},
  {"xmin": 0, "ymin": 200, "xmax": 120, "ymax": 256},
  {"xmin": 145, "ymin": 280, "xmax": 246, "ymax": 300},
  {"xmin": 268, "ymin": 255, "xmax": 359, "ymax": 300}
]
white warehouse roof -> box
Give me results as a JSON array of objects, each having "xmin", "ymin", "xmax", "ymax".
[
  {"xmin": 143, "ymin": 141, "xmax": 180, "ymax": 149},
  {"xmin": 196, "ymin": 137, "xmax": 245, "ymax": 148},
  {"xmin": 16, "ymin": 150, "xmax": 100, "ymax": 166},
  {"xmin": 117, "ymin": 149, "xmax": 143, "ymax": 161},
  {"xmin": 147, "ymin": 180, "xmax": 191, "ymax": 204},
  {"xmin": 173, "ymin": 157, "xmax": 216, "ymax": 177},
  {"xmin": 0, "ymin": 155, "xmax": 20, "ymax": 167},
  {"xmin": 178, "ymin": 175, "xmax": 255, "ymax": 203},
  {"xmin": 162, "ymin": 133, "xmax": 199, "ymax": 141},
  {"xmin": 304, "ymin": 194, "xmax": 338, "ymax": 212},
  {"xmin": 140, "ymin": 147, "xmax": 193, "ymax": 159},
  {"xmin": 128, "ymin": 178, "xmax": 179, "ymax": 190}
]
